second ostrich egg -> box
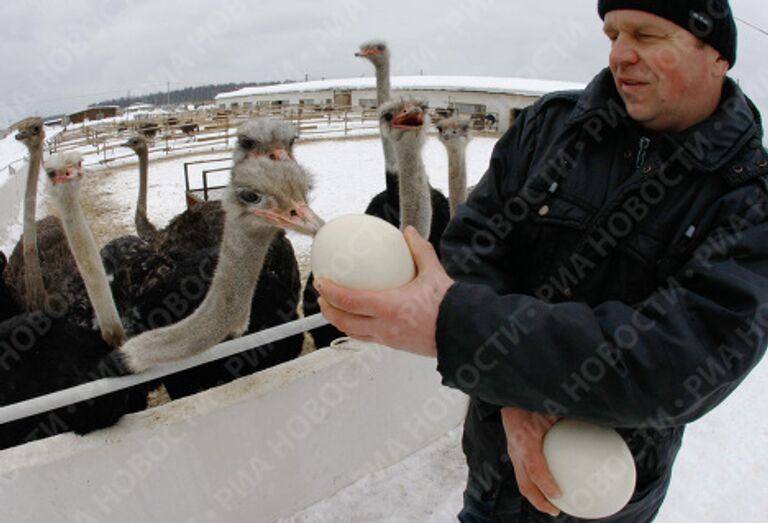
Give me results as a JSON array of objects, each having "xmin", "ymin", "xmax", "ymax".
[
  {"xmin": 311, "ymin": 214, "xmax": 415, "ymax": 290},
  {"xmin": 543, "ymin": 419, "xmax": 637, "ymax": 519}
]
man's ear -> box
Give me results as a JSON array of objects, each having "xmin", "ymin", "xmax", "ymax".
[{"xmin": 713, "ymin": 53, "xmax": 729, "ymax": 78}]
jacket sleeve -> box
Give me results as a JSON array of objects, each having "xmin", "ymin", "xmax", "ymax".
[{"xmin": 437, "ymin": 134, "xmax": 768, "ymax": 427}]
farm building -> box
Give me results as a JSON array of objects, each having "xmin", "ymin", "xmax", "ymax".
[
  {"xmin": 68, "ymin": 105, "xmax": 120, "ymax": 124},
  {"xmin": 215, "ymin": 76, "xmax": 585, "ymax": 133}
]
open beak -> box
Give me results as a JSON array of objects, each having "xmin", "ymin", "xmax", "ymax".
[
  {"xmin": 392, "ymin": 107, "xmax": 424, "ymax": 129},
  {"xmin": 252, "ymin": 201, "xmax": 325, "ymax": 236}
]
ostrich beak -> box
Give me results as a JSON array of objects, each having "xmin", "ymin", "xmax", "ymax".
[
  {"xmin": 269, "ymin": 148, "xmax": 292, "ymax": 161},
  {"xmin": 355, "ymin": 49, "xmax": 376, "ymax": 57},
  {"xmin": 252, "ymin": 201, "xmax": 325, "ymax": 236},
  {"xmin": 392, "ymin": 108, "xmax": 424, "ymax": 129},
  {"xmin": 51, "ymin": 165, "xmax": 83, "ymax": 185}
]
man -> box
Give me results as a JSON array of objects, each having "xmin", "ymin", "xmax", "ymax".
[{"xmin": 317, "ymin": 1, "xmax": 768, "ymax": 521}]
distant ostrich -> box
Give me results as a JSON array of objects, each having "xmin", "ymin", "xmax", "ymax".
[
  {"xmin": 121, "ymin": 135, "xmax": 159, "ymax": 242},
  {"xmin": 139, "ymin": 122, "xmax": 159, "ymax": 139},
  {"xmin": 180, "ymin": 122, "xmax": 199, "ymax": 141},
  {"xmin": 5, "ymin": 118, "xmax": 47, "ymax": 310},
  {"xmin": 118, "ymin": 156, "xmax": 323, "ymax": 372},
  {"xmin": 436, "ymin": 115, "xmax": 472, "ymax": 216},
  {"xmin": 355, "ymin": 40, "xmax": 398, "ymax": 196}
]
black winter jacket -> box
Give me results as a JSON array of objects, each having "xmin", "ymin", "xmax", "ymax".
[{"xmin": 436, "ymin": 68, "xmax": 768, "ymax": 522}]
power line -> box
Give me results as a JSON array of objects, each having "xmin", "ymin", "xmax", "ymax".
[{"xmin": 735, "ymin": 16, "xmax": 768, "ymax": 38}]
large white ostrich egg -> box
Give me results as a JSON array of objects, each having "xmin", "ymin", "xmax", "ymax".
[
  {"xmin": 311, "ymin": 214, "xmax": 416, "ymax": 290},
  {"xmin": 543, "ymin": 419, "xmax": 636, "ymax": 519}
]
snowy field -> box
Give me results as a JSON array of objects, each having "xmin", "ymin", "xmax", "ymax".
[{"xmin": 1, "ymin": 131, "xmax": 767, "ymax": 521}]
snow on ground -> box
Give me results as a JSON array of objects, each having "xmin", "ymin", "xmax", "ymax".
[
  {"xmin": 84, "ymin": 134, "xmax": 497, "ymax": 271},
  {"xmin": 286, "ymin": 359, "xmax": 768, "ymax": 523}
]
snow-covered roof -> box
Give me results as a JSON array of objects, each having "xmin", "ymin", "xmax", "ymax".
[{"xmin": 216, "ymin": 76, "xmax": 586, "ymax": 100}]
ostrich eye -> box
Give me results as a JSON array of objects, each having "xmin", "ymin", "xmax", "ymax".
[
  {"xmin": 239, "ymin": 137, "xmax": 257, "ymax": 150},
  {"xmin": 383, "ymin": 112, "xmax": 393, "ymax": 122},
  {"xmin": 32, "ymin": 126, "xmax": 40, "ymax": 133},
  {"xmin": 237, "ymin": 189, "xmax": 263, "ymax": 205},
  {"xmin": 45, "ymin": 170, "xmax": 55, "ymax": 178},
  {"xmin": 376, "ymin": 45, "xmax": 384, "ymax": 51}
]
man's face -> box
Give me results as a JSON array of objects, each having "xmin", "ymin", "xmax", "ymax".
[{"xmin": 604, "ymin": 10, "xmax": 729, "ymax": 132}]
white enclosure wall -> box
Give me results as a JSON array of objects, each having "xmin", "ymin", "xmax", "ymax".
[{"xmin": 0, "ymin": 342, "xmax": 468, "ymax": 523}]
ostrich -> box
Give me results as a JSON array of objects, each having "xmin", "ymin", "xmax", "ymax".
[
  {"xmin": 378, "ymin": 98, "xmax": 436, "ymax": 237},
  {"xmin": 44, "ymin": 152, "xmax": 125, "ymax": 347},
  {"xmin": 118, "ymin": 156, "xmax": 323, "ymax": 372},
  {"xmin": 5, "ymin": 118, "xmax": 47, "ymax": 311},
  {"xmin": 355, "ymin": 40, "xmax": 397, "ymax": 198},
  {"xmin": 4, "ymin": 120, "xmax": 93, "ymax": 325},
  {"xmin": 121, "ymin": 135, "xmax": 159, "ymax": 242},
  {"xmin": 0, "ymin": 153, "xmax": 148, "ymax": 450},
  {"xmin": 436, "ymin": 115, "xmax": 472, "ymax": 216}
]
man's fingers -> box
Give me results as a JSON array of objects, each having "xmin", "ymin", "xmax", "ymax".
[
  {"xmin": 524, "ymin": 449, "xmax": 562, "ymax": 501},
  {"xmin": 318, "ymin": 297, "xmax": 376, "ymax": 337},
  {"xmin": 316, "ymin": 278, "xmax": 389, "ymax": 316},
  {"xmin": 512, "ymin": 465, "xmax": 561, "ymax": 517}
]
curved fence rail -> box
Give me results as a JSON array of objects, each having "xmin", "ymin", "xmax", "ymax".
[{"xmin": 0, "ymin": 313, "xmax": 330, "ymax": 425}]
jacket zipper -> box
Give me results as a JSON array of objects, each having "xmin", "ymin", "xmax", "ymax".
[{"xmin": 636, "ymin": 136, "xmax": 651, "ymax": 168}]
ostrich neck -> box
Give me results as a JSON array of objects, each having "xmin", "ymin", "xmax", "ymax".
[
  {"xmin": 135, "ymin": 149, "xmax": 158, "ymax": 240},
  {"xmin": 56, "ymin": 187, "xmax": 126, "ymax": 347},
  {"xmin": 374, "ymin": 59, "xmax": 391, "ymax": 106},
  {"xmin": 21, "ymin": 143, "xmax": 46, "ymax": 310},
  {"xmin": 375, "ymin": 59, "xmax": 398, "ymax": 182},
  {"xmin": 447, "ymin": 146, "xmax": 467, "ymax": 216},
  {"xmin": 395, "ymin": 142, "xmax": 432, "ymax": 239},
  {"xmin": 125, "ymin": 217, "xmax": 278, "ymax": 366}
]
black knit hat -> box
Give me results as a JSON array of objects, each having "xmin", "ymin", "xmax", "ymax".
[{"xmin": 598, "ymin": 0, "xmax": 737, "ymax": 68}]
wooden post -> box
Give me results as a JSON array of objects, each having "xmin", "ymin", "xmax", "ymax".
[{"xmin": 344, "ymin": 111, "xmax": 348, "ymax": 136}]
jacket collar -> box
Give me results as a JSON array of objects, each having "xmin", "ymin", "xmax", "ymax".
[{"xmin": 566, "ymin": 68, "xmax": 765, "ymax": 174}]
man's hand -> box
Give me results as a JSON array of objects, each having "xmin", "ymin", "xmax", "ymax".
[
  {"xmin": 316, "ymin": 226, "xmax": 454, "ymax": 357},
  {"xmin": 501, "ymin": 406, "xmax": 562, "ymax": 517}
]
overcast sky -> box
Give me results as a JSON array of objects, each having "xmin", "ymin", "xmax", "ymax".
[{"xmin": 1, "ymin": 0, "xmax": 766, "ymax": 130}]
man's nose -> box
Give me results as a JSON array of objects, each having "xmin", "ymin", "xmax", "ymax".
[{"xmin": 610, "ymin": 34, "xmax": 640, "ymax": 67}]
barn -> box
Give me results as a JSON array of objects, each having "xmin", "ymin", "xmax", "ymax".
[{"xmin": 215, "ymin": 75, "xmax": 585, "ymax": 133}]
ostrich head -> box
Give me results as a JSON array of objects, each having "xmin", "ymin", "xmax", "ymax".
[
  {"xmin": 355, "ymin": 40, "xmax": 389, "ymax": 66},
  {"xmin": 14, "ymin": 117, "xmax": 45, "ymax": 149},
  {"xmin": 233, "ymin": 118, "xmax": 298, "ymax": 165},
  {"xmin": 121, "ymin": 134, "xmax": 149, "ymax": 153},
  {"xmin": 379, "ymin": 98, "xmax": 430, "ymax": 146},
  {"xmin": 44, "ymin": 151, "xmax": 84, "ymax": 192},
  {"xmin": 436, "ymin": 116, "xmax": 472, "ymax": 149},
  {"xmin": 225, "ymin": 157, "xmax": 323, "ymax": 237}
]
